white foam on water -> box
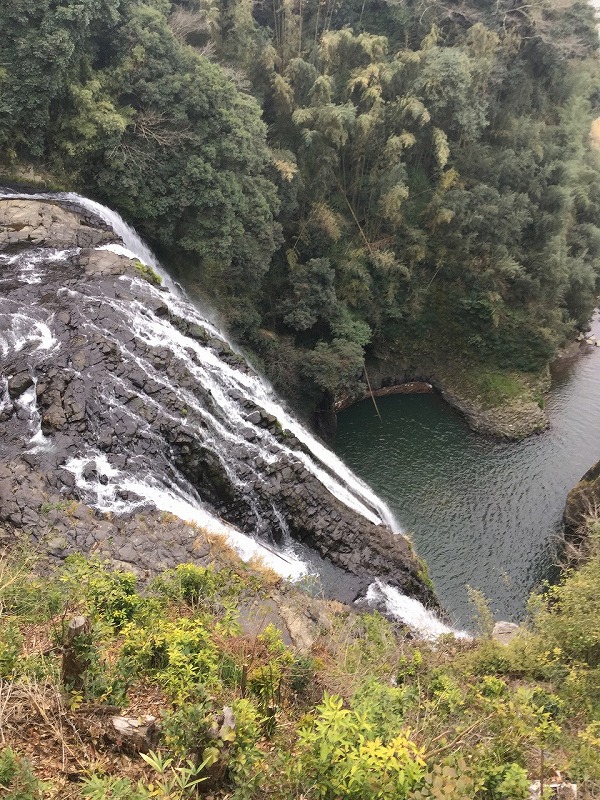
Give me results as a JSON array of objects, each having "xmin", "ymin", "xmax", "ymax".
[
  {"xmin": 365, "ymin": 581, "xmax": 469, "ymax": 641},
  {"xmin": 63, "ymin": 453, "xmax": 308, "ymax": 581},
  {"xmin": 109, "ymin": 274, "xmax": 397, "ymax": 528},
  {"xmin": 0, "ymin": 378, "xmax": 10, "ymax": 417},
  {"xmin": 27, "ymin": 429, "xmax": 54, "ymax": 453},
  {"xmin": 13, "ymin": 382, "xmax": 54, "ymax": 453},
  {"xmin": 18, "ymin": 248, "xmax": 77, "ymax": 284},
  {"xmin": 97, "ymin": 243, "xmax": 144, "ymax": 262},
  {"xmin": 0, "ymin": 311, "xmax": 57, "ymax": 357},
  {"xmin": 0, "ymin": 190, "xmax": 168, "ymax": 283}
]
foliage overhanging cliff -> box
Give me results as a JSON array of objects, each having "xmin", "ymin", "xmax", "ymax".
[{"xmin": 2, "ymin": 0, "xmax": 600, "ymax": 414}]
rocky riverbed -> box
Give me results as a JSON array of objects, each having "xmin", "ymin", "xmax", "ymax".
[{"xmin": 0, "ymin": 196, "xmax": 437, "ymax": 609}]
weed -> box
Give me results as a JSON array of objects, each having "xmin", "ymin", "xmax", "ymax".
[
  {"xmin": 0, "ymin": 747, "xmax": 43, "ymax": 800},
  {"xmin": 133, "ymin": 260, "xmax": 162, "ymax": 286}
]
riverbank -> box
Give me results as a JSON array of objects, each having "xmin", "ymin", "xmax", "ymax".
[
  {"xmin": 338, "ymin": 354, "xmax": 550, "ymax": 441},
  {"xmin": 564, "ymin": 460, "xmax": 600, "ymax": 538},
  {"xmin": 338, "ymin": 327, "xmax": 600, "ymax": 441}
]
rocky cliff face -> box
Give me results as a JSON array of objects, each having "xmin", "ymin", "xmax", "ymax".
[
  {"xmin": 564, "ymin": 460, "xmax": 600, "ymax": 538},
  {"xmin": 0, "ymin": 196, "xmax": 437, "ymax": 610}
]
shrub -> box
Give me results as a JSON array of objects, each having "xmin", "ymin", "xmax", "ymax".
[
  {"xmin": 352, "ymin": 679, "xmax": 415, "ymax": 741},
  {"xmin": 61, "ymin": 555, "xmax": 140, "ymax": 630},
  {"xmin": 0, "ymin": 748, "xmax": 43, "ymax": 800},
  {"xmin": 486, "ymin": 762, "xmax": 530, "ymax": 800},
  {"xmin": 0, "ymin": 548, "xmax": 64, "ymax": 621},
  {"xmin": 414, "ymin": 757, "xmax": 483, "ymax": 799},
  {"xmin": 153, "ymin": 563, "xmax": 230, "ymax": 605},
  {"xmin": 0, "ymin": 622, "xmax": 22, "ymax": 677},
  {"xmin": 528, "ymin": 526, "xmax": 600, "ymax": 667},
  {"xmin": 290, "ymin": 692, "xmax": 426, "ymax": 799},
  {"xmin": 162, "ymin": 698, "xmax": 263, "ymax": 798},
  {"xmin": 288, "ymin": 654, "xmax": 317, "ymax": 696},
  {"xmin": 120, "ymin": 617, "xmax": 219, "ymax": 702},
  {"xmin": 133, "ymin": 260, "xmax": 162, "ymax": 286},
  {"xmin": 162, "ymin": 700, "xmax": 213, "ymax": 760},
  {"xmin": 226, "ymin": 703, "xmax": 264, "ymax": 789}
]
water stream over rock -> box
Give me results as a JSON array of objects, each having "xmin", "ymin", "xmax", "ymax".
[{"xmin": 0, "ymin": 191, "xmax": 446, "ymax": 637}]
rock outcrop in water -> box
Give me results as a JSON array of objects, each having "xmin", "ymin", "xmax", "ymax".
[
  {"xmin": 0, "ymin": 196, "xmax": 437, "ymax": 610},
  {"xmin": 564, "ymin": 460, "xmax": 600, "ymax": 538}
]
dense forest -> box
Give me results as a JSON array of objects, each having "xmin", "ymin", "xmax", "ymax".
[{"xmin": 2, "ymin": 0, "xmax": 600, "ymax": 414}]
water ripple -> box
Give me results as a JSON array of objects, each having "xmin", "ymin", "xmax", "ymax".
[{"xmin": 334, "ymin": 314, "xmax": 600, "ymax": 628}]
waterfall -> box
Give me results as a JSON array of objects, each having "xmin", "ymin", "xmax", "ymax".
[
  {"xmin": 1, "ymin": 189, "xmax": 396, "ymax": 527},
  {"xmin": 0, "ymin": 189, "xmax": 461, "ymax": 638},
  {"xmin": 365, "ymin": 582, "xmax": 469, "ymax": 640}
]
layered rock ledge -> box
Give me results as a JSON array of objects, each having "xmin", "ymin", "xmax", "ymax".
[{"xmin": 340, "ymin": 355, "xmax": 549, "ymax": 441}]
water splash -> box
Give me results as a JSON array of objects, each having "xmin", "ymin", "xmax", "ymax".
[
  {"xmin": 365, "ymin": 581, "xmax": 469, "ymax": 640},
  {"xmin": 0, "ymin": 310, "xmax": 57, "ymax": 356},
  {"xmin": 17, "ymin": 383, "xmax": 53, "ymax": 454}
]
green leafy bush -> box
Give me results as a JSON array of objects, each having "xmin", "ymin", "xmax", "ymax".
[
  {"xmin": 486, "ymin": 762, "xmax": 530, "ymax": 800},
  {"xmin": 415, "ymin": 757, "xmax": 482, "ymax": 799},
  {"xmin": 290, "ymin": 692, "xmax": 425, "ymax": 799},
  {"xmin": 120, "ymin": 616, "xmax": 219, "ymax": 702},
  {"xmin": 0, "ymin": 622, "xmax": 22, "ymax": 677},
  {"xmin": 162, "ymin": 700, "xmax": 213, "ymax": 760},
  {"xmin": 0, "ymin": 548, "xmax": 64, "ymax": 621},
  {"xmin": 528, "ymin": 527, "xmax": 600, "ymax": 668},
  {"xmin": 61, "ymin": 555, "xmax": 140, "ymax": 630},
  {"xmin": 0, "ymin": 748, "xmax": 43, "ymax": 800},
  {"xmin": 161, "ymin": 698, "xmax": 263, "ymax": 798}
]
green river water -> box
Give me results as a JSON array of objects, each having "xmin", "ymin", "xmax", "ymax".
[{"xmin": 333, "ymin": 316, "xmax": 600, "ymax": 628}]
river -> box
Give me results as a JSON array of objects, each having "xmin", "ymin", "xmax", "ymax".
[{"xmin": 333, "ymin": 314, "xmax": 600, "ymax": 628}]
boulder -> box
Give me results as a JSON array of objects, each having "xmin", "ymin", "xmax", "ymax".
[
  {"xmin": 7, "ymin": 372, "xmax": 33, "ymax": 399},
  {"xmin": 492, "ymin": 621, "xmax": 520, "ymax": 645},
  {"xmin": 0, "ymin": 199, "xmax": 114, "ymax": 250}
]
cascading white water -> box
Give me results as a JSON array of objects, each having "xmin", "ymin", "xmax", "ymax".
[
  {"xmin": 64, "ymin": 451, "xmax": 308, "ymax": 580},
  {"xmin": 17, "ymin": 382, "xmax": 53, "ymax": 454},
  {"xmin": 0, "ymin": 190, "xmax": 162, "ymax": 274},
  {"xmin": 1, "ymin": 189, "xmax": 396, "ymax": 528},
  {"xmin": 96, "ymin": 282, "xmax": 390, "ymax": 527},
  {"xmin": 0, "ymin": 189, "xmax": 461, "ymax": 638},
  {"xmin": 366, "ymin": 582, "xmax": 469, "ymax": 640},
  {"xmin": 0, "ymin": 308, "xmax": 57, "ymax": 356}
]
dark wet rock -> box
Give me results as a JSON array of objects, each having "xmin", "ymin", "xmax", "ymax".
[
  {"xmin": 246, "ymin": 410, "xmax": 262, "ymax": 425},
  {"xmin": 564, "ymin": 460, "xmax": 600, "ymax": 538},
  {"xmin": 7, "ymin": 371, "xmax": 34, "ymax": 398}
]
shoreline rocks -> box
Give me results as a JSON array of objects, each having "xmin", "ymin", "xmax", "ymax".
[
  {"xmin": 431, "ymin": 377, "xmax": 548, "ymax": 440},
  {"xmin": 564, "ymin": 460, "xmax": 600, "ymax": 538},
  {"xmin": 335, "ymin": 368, "xmax": 548, "ymax": 441},
  {"xmin": 336, "ymin": 325, "xmax": 598, "ymax": 442}
]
